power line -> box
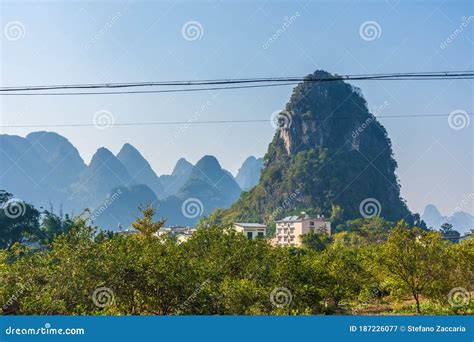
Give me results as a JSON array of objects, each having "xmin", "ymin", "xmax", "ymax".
[
  {"xmin": 0, "ymin": 119, "xmax": 270, "ymax": 128},
  {"xmin": 1, "ymin": 113, "xmax": 472, "ymax": 129},
  {"xmin": 2, "ymin": 77, "xmax": 474, "ymax": 96},
  {"xmin": 0, "ymin": 82, "xmax": 299, "ymax": 96},
  {"xmin": 1, "ymin": 71, "xmax": 473, "ymax": 95}
]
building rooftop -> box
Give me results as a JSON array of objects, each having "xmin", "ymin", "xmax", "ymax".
[
  {"xmin": 276, "ymin": 214, "xmax": 327, "ymax": 223},
  {"xmin": 233, "ymin": 222, "xmax": 267, "ymax": 228}
]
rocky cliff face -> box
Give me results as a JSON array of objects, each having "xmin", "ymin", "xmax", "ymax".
[
  {"xmin": 220, "ymin": 70, "xmax": 412, "ymax": 224},
  {"xmin": 277, "ymin": 71, "xmax": 383, "ymax": 155}
]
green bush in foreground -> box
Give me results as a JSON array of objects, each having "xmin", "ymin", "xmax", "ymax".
[{"xmin": 0, "ymin": 210, "xmax": 472, "ymax": 315}]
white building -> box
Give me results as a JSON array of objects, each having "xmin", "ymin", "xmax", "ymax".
[
  {"xmin": 233, "ymin": 223, "xmax": 267, "ymax": 240},
  {"xmin": 155, "ymin": 226, "xmax": 196, "ymax": 243},
  {"xmin": 275, "ymin": 213, "xmax": 331, "ymax": 247},
  {"xmin": 459, "ymin": 229, "xmax": 474, "ymax": 242}
]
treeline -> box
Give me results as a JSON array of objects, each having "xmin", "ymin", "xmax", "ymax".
[{"xmin": 0, "ymin": 200, "xmax": 472, "ymax": 315}]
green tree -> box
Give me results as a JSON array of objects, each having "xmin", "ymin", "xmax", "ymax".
[
  {"xmin": 300, "ymin": 232, "xmax": 331, "ymax": 251},
  {"xmin": 132, "ymin": 206, "xmax": 165, "ymax": 240},
  {"xmin": 38, "ymin": 211, "xmax": 74, "ymax": 244},
  {"xmin": 378, "ymin": 221, "xmax": 450, "ymax": 314},
  {"xmin": 440, "ymin": 223, "xmax": 453, "ymax": 234},
  {"xmin": 0, "ymin": 191, "xmax": 40, "ymax": 248},
  {"xmin": 335, "ymin": 217, "xmax": 393, "ymax": 243},
  {"xmin": 317, "ymin": 232, "xmax": 374, "ymax": 309}
]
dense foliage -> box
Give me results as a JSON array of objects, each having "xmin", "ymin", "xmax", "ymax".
[{"xmin": 1, "ymin": 207, "xmax": 472, "ymax": 316}]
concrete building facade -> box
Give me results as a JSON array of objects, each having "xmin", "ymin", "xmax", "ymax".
[
  {"xmin": 233, "ymin": 223, "xmax": 267, "ymax": 240},
  {"xmin": 275, "ymin": 213, "xmax": 331, "ymax": 247}
]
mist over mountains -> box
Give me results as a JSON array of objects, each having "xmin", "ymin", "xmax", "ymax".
[
  {"xmin": 421, "ymin": 204, "xmax": 474, "ymax": 234},
  {"xmin": 235, "ymin": 156, "xmax": 264, "ymax": 191},
  {"xmin": 0, "ymin": 131, "xmax": 263, "ymax": 229},
  {"xmin": 2, "ymin": 72, "xmax": 469, "ymax": 234}
]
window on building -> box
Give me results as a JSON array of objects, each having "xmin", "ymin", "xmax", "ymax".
[
  {"xmin": 257, "ymin": 232, "xmax": 264, "ymax": 238},
  {"xmin": 247, "ymin": 232, "xmax": 253, "ymax": 240},
  {"xmin": 310, "ymin": 221, "xmax": 314, "ymax": 226}
]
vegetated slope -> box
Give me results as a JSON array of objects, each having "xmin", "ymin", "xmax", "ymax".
[{"xmin": 218, "ymin": 70, "xmax": 412, "ymax": 225}]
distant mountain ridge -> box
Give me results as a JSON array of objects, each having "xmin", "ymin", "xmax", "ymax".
[
  {"xmin": 158, "ymin": 156, "xmax": 243, "ymax": 226},
  {"xmin": 71, "ymin": 147, "xmax": 133, "ymax": 209},
  {"xmin": 116, "ymin": 143, "xmax": 165, "ymax": 199},
  {"xmin": 0, "ymin": 132, "xmax": 82, "ymax": 212},
  {"xmin": 178, "ymin": 155, "xmax": 242, "ymax": 209},
  {"xmin": 0, "ymin": 131, "xmax": 261, "ymax": 229},
  {"xmin": 235, "ymin": 156, "xmax": 264, "ymax": 191},
  {"xmin": 422, "ymin": 204, "xmax": 474, "ymax": 234},
  {"xmin": 159, "ymin": 158, "xmax": 193, "ymax": 198}
]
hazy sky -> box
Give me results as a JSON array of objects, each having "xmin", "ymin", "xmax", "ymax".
[{"xmin": 1, "ymin": 0, "xmax": 473, "ymax": 216}]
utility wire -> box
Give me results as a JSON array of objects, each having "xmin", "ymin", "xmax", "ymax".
[
  {"xmin": 1, "ymin": 71, "xmax": 473, "ymax": 95},
  {"xmin": 2, "ymin": 77, "xmax": 474, "ymax": 96},
  {"xmin": 2, "ymin": 113, "xmax": 472, "ymax": 129},
  {"xmin": 0, "ymin": 82, "xmax": 299, "ymax": 96}
]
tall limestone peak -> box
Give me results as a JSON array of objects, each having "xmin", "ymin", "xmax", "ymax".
[
  {"xmin": 116, "ymin": 143, "xmax": 164, "ymax": 198},
  {"xmin": 172, "ymin": 158, "xmax": 194, "ymax": 177},
  {"xmin": 25, "ymin": 131, "xmax": 85, "ymax": 168},
  {"xmin": 71, "ymin": 147, "xmax": 132, "ymax": 207},
  {"xmin": 220, "ymin": 70, "xmax": 412, "ymax": 224},
  {"xmin": 158, "ymin": 158, "xmax": 193, "ymax": 198},
  {"xmin": 179, "ymin": 155, "xmax": 241, "ymax": 199},
  {"xmin": 190, "ymin": 155, "xmax": 225, "ymax": 182}
]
